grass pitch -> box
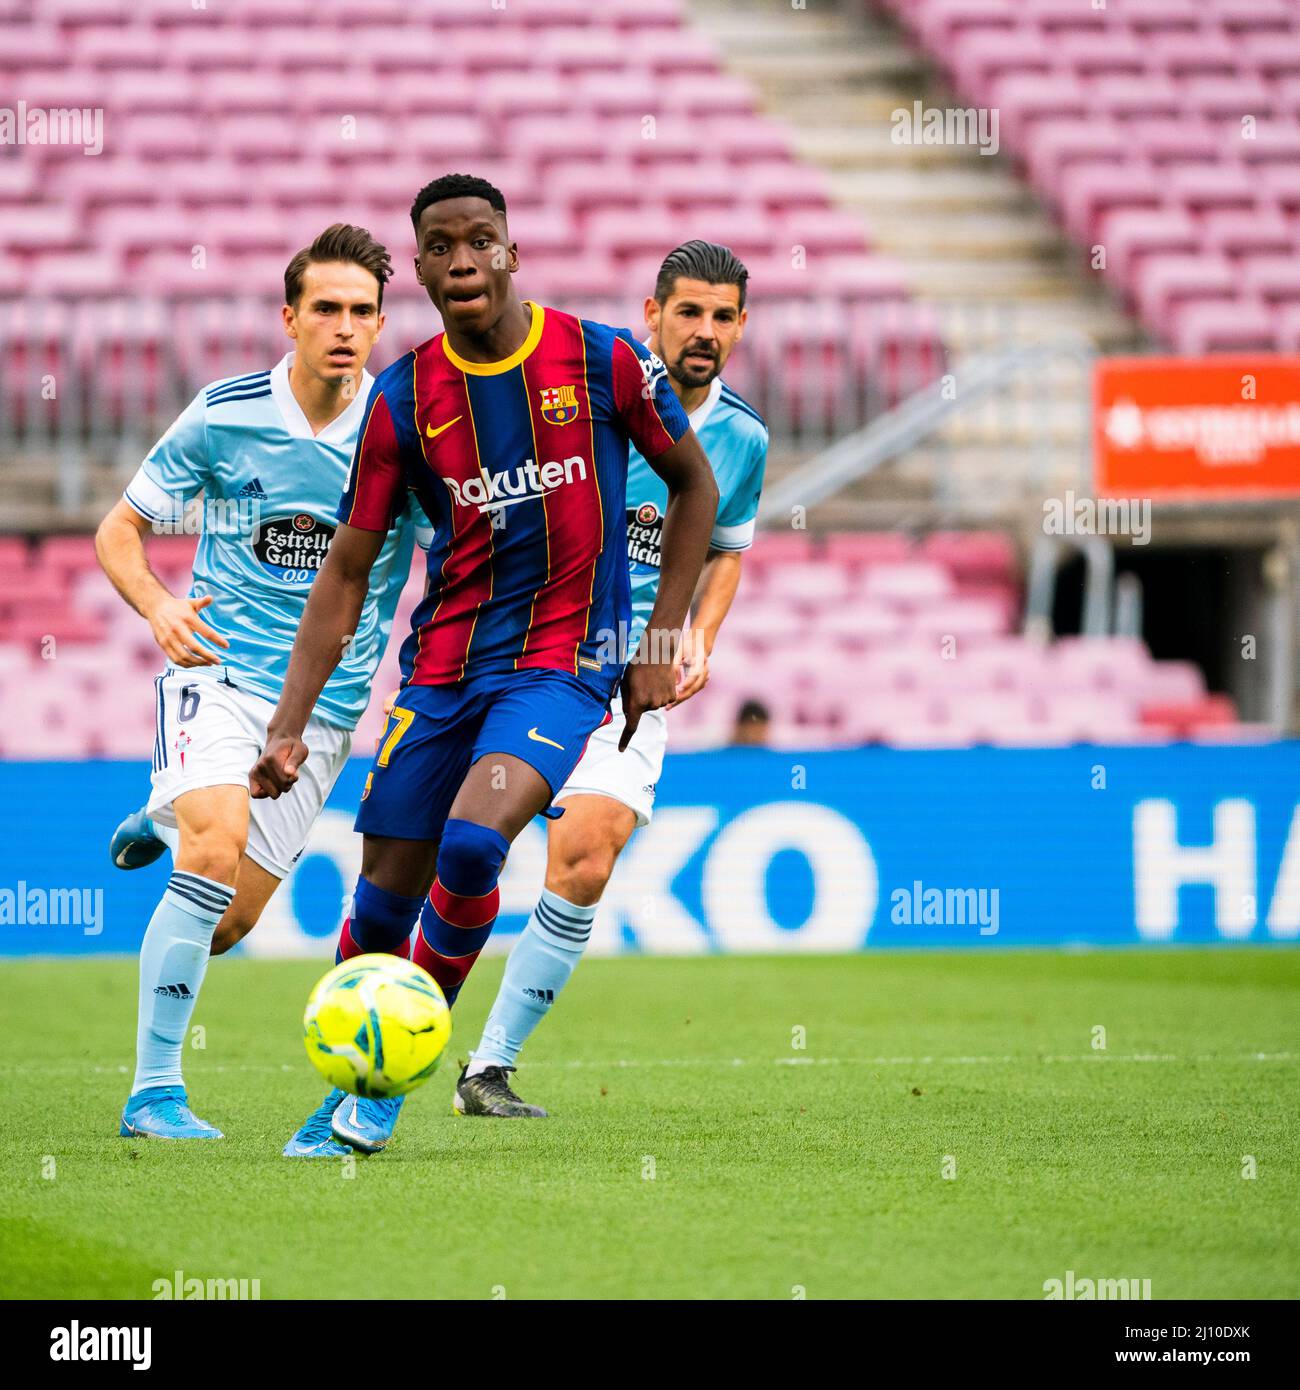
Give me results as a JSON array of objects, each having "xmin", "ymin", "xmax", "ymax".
[{"xmin": 1, "ymin": 949, "xmax": 1297, "ymax": 1301}]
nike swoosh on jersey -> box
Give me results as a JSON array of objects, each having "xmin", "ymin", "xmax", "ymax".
[
  {"xmin": 527, "ymin": 727, "xmax": 564, "ymax": 750},
  {"xmin": 425, "ymin": 415, "xmax": 462, "ymax": 439}
]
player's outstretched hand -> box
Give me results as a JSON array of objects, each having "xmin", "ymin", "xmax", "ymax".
[
  {"xmin": 672, "ymin": 634, "xmax": 710, "ymax": 704},
  {"xmin": 620, "ymin": 658, "xmax": 676, "ymax": 751},
  {"xmin": 249, "ymin": 731, "xmax": 309, "ymax": 799},
  {"xmin": 148, "ymin": 593, "xmax": 229, "ymax": 668}
]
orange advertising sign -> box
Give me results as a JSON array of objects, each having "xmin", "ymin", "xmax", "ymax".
[{"xmin": 1094, "ymin": 356, "xmax": 1300, "ymax": 499}]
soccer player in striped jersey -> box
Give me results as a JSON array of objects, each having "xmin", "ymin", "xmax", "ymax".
[
  {"xmin": 96, "ymin": 226, "xmax": 426, "ymax": 1144},
  {"xmin": 458, "ymin": 241, "xmax": 767, "ymax": 1117},
  {"xmin": 253, "ymin": 174, "xmax": 719, "ymax": 1156}
]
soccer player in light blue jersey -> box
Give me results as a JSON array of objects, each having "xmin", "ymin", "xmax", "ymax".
[
  {"xmin": 95, "ymin": 226, "xmax": 426, "ymax": 1145},
  {"xmin": 458, "ymin": 240, "xmax": 768, "ymax": 1117}
]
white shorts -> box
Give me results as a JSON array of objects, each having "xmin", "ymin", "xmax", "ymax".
[
  {"xmin": 553, "ymin": 694, "xmax": 668, "ymax": 828},
  {"xmin": 147, "ymin": 667, "xmax": 352, "ymax": 879}
]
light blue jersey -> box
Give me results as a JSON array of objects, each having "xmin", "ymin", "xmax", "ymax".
[
  {"xmin": 124, "ymin": 353, "xmax": 427, "ymax": 730},
  {"xmin": 625, "ymin": 374, "xmax": 768, "ymax": 655}
]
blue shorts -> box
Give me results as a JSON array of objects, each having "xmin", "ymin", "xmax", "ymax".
[{"xmin": 354, "ymin": 667, "xmax": 615, "ymax": 842}]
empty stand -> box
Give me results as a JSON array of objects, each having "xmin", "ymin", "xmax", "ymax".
[
  {"xmin": 880, "ymin": 0, "xmax": 1300, "ymax": 349},
  {"xmin": 0, "ymin": 530, "xmax": 1249, "ymax": 757}
]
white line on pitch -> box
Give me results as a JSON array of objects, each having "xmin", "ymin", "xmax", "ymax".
[{"xmin": 59, "ymin": 1050, "xmax": 1298, "ymax": 1077}]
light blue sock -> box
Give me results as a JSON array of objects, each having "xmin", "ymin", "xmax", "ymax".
[
  {"xmin": 132, "ymin": 870, "xmax": 234, "ymax": 1094},
  {"xmin": 469, "ymin": 888, "xmax": 595, "ymax": 1072}
]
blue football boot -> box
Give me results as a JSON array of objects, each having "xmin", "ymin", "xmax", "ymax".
[
  {"xmin": 330, "ymin": 1093, "xmax": 406, "ymax": 1153},
  {"xmin": 110, "ymin": 807, "xmax": 166, "ymax": 870},
  {"xmin": 120, "ymin": 1085, "xmax": 223, "ymax": 1139},
  {"xmin": 283, "ymin": 1089, "xmax": 352, "ymax": 1158}
]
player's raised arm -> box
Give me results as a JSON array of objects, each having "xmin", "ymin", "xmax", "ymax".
[
  {"xmin": 252, "ymin": 381, "xmax": 406, "ymax": 797},
  {"xmin": 624, "ymin": 426, "xmax": 718, "ymax": 748}
]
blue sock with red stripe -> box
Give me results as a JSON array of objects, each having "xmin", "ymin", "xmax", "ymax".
[
  {"xmin": 338, "ymin": 877, "xmax": 422, "ymax": 964},
  {"xmin": 412, "ymin": 819, "xmax": 509, "ymax": 1005}
]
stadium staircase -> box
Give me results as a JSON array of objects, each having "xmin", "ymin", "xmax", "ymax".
[{"xmin": 690, "ymin": 0, "xmax": 1144, "ymax": 528}]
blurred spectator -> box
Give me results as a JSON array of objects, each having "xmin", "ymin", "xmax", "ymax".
[{"xmin": 730, "ymin": 699, "xmax": 771, "ymax": 747}]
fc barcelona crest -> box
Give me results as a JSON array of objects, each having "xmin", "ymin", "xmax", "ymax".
[{"xmin": 539, "ymin": 384, "xmax": 579, "ymax": 426}]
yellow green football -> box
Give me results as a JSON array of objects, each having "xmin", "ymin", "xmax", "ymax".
[{"xmin": 302, "ymin": 953, "xmax": 451, "ymax": 1098}]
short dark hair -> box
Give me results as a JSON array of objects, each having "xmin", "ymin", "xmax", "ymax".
[
  {"xmin": 410, "ymin": 173, "xmax": 508, "ymax": 232},
  {"xmin": 736, "ymin": 698, "xmax": 770, "ymax": 724},
  {"xmin": 284, "ymin": 224, "xmax": 392, "ymax": 309},
  {"xmin": 655, "ymin": 239, "xmax": 749, "ymax": 309}
]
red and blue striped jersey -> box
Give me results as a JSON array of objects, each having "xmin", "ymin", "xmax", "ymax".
[{"xmin": 338, "ymin": 303, "xmax": 689, "ymax": 689}]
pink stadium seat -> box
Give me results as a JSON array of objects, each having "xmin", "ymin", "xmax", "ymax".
[
  {"xmin": 1168, "ymin": 298, "xmax": 1282, "ymax": 353},
  {"xmin": 704, "ymin": 118, "xmax": 794, "ymax": 163},
  {"xmin": 990, "ymin": 72, "xmax": 1090, "ymax": 145},
  {"xmin": 576, "ymin": 70, "xmax": 662, "ymax": 116},
  {"xmin": 763, "ymin": 562, "xmax": 853, "ymax": 605},
  {"xmin": 1047, "ymin": 637, "xmax": 1149, "ymax": 689},
  {"xmin": 1059, "ymin": 163, "xmax": 1162, "ymax": 243},
  {"xmin": 860, "ymin": 562, "xmax": 953, "ymax": 603},
  {"xmin": 1042, "ymin": 690, "xmax": 1140, "ymax": 737},
  {"xmin": 818, "ymin": 604, "xmax": 908, "ymax": 648},
  {"xmin": 1238, "ymin": 30, "xmax": 1300, "ymax": 77},
  {"xmin": 3, "ymin": 205, "xmax": 80, "ymax": 251},
  {"xmin": 918, "ymin": 530, "xmax": 1017, "ymax": 581},
  {"xmin": 824, "ymin": 532, "xmax": 913, "ymax": 569},
  {"xmin": 1146, "ymin": 30, "xmax": 1243, "ymax": 78},
  {"xmin": 1236, "ymin": 120, "xmax": 1300, "ymax": 165},
  {"xmin": 1122, "ymin": 116, "xmax": 1221, "ymax": 165},
  {"xmin": 1135, "ymin": 254, "xmax": 1239, "ymax": 337},
  {"xmin": 620, "ymin": 27, "xmax": 721, "ymax": 75},
  {"xmin": 745, "ymin": 534, "xmax": 815, "ymax": 568},
  {"xmin": 1024, "ymin": 0, "xmax": 1112, "ymax": 31},
  {"xmin": 38, "ymin": 535, "xmax": 99, "ymax": 576},
  {"xmin": 1202, "ymin": 207, "xmax": 1295, "ymax": 256},
  {"xmin": 1133, "ymin": 660, "xmax": 1207, "ymax": 704},
  {"xmin": 1090, "ymin": 74, "xmax": 1184, "ymax": 122},
  {"xmin": 0, "ymin": 24, "xmax": 66, "ymax": 72},
  {"xmin": 1181, "ymin": 74, "xmax": 1279, "ymax": 120},
  {"xmin": 912, "ymin": 1, "xmax": 1019, "ymax": 50},
  {"xmin": 680, "ymin": 207, "xmax": 782, "ymax": 259},
  {"xmin": 662, "ymin": 74, "xmax": 757, "ymax": 118},
  {"xmin": 523, "ymin": 255, "xmax": 622, "ymax": 302},
  {"xmin": 709, "ymin": 606, "xmax": 808, "ymax": 657},
  {"xmin": 28, "ymin": 252, "xmax": 122, "ymax": 295},
  {"xmin": 0, "ymin": 254, "xmax": 25, "ymax": 293},
  {"xmin": 1099, "ymin": 207, "xmax": 1201, "ymax": 284},
  {"xmin": 1241, "ymin": 254, "xmax": 1300, "ymax": 302},
  {"xmin": 779, "ymin": 208, "xmax": 869, "ymax": 257},
  {"xmin": 1216, "ymin": 0, "xmax": 1295, "ymax": 35},
  {"xmin": 1113, "ymin": 0, "xmax": 1207, "ymax": 30},
  {"xmin": 910, "ymin": 597, "xmax": 1008, "ymax": 637},
  {"xmin": 1271, "ymin": 300, "xmax": 1300, "ymax": 349},
  {"xmin": 741, "ymin": 161, "xmax": 833, "ymax": 211},
  {"xmin": 948, "ymin": 28, "xmax": 1054, "ymax": 94},
  {"xmin": 586, "ymin": 207, "xmax": 687, "ymax": 260},
  {"xmin": 1026, "ymin": 119, "xmax": 1131, "ymax": 191},
  {"xmin": 0, "ymin": 159, "xmax": 36, "ymax": 203},
  {"xmin": 1165, "ymin": 163, "xmax": 1259, "ymax": 211}
]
